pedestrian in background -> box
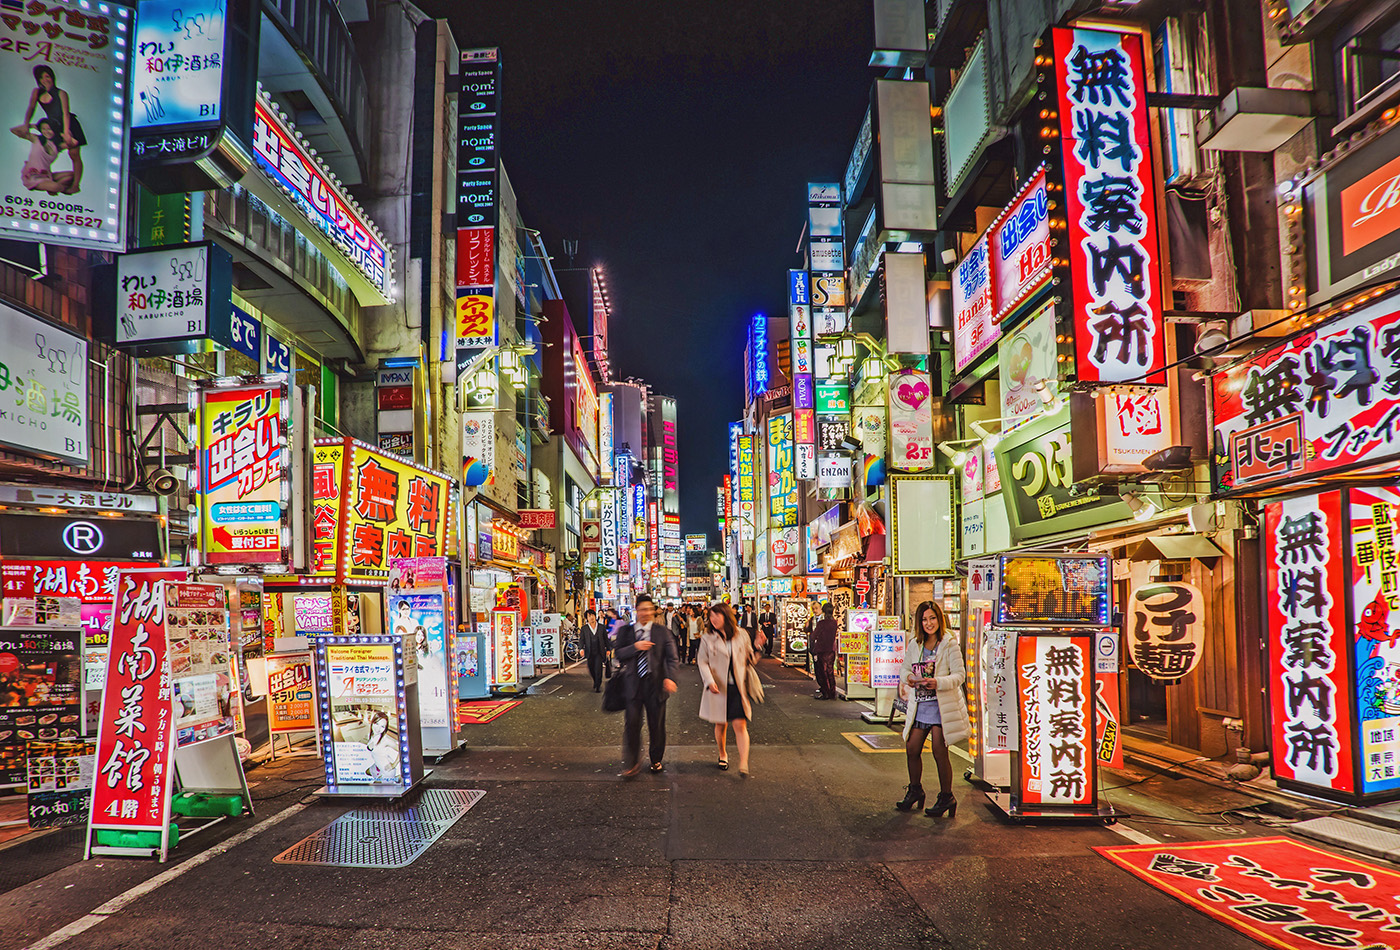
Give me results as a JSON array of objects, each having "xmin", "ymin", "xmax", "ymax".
[
  {"xmin": 759, "ymin": 601, "xmax": 778, "ymax": 658},
  {"xmin": 895, "ymin": 600, "xmax": 969, "ymax": 817},
  {"xmin": 670, "ymin": 605, "xmax": 689, "ymax": 667},
  {"xmin": 687, "ymin": 605, "xmax": 702, "ymax": 663},
  {"xmin": 809, "ymin": 602, "xmax": 839, "ymax": 700},
  {"xmin": 698, "ymin": 601, "xmax": 757, "ymax": 777},
  {"xmin": 614, "ymin": 594, "xmax": 679, "ymax": 777},
  {"xmin": 583, "ymin": 608, "xmax": 610, "ymax": 692}
]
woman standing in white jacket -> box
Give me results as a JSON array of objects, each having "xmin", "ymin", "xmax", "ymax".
[
  {"xmin": 697, "ymin": 602, "xmax": 757, "ymax": 777},
  {"xmin": 895, "ymin": 600, "xmax": 970, "ymax": 817}
]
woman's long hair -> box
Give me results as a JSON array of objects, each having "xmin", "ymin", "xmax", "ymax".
[
  {"xmin": 911, "ymin": 600, "xmax": 947, "ymax": 649},
  {"xmin": 708, "ymin": 602, "xmax": 739, "ymax": 641}
]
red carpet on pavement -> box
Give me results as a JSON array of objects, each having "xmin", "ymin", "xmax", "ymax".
[
  {"xmin": 1096, "ymin": 837, "xmax": 1400, "ymax": 950},
  {"xmin": 457, "ymin": 700, "xmax": 521, "ymax": 725}
]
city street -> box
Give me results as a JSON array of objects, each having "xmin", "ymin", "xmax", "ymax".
[{"xmin": 0, "ymin": 660, "xmax": 1306, "ymax": 950}]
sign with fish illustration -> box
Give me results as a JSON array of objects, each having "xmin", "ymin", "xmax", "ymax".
[{"xmin": 1348, "ymin": 486, "xmax": 1400, "ymax": 795}]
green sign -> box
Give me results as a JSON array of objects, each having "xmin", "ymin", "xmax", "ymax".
[{"xmin": 816, "ymin": 384, "xmax": 850, "ymax": 414}]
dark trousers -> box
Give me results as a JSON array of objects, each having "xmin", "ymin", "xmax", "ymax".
[
  {"xmin": 815, "ymin": 652, "xmax": 837, "ymax": 698},
  {"xmin": 587, "ymin": 654, "xmax": 605, "ymax": 689},
  {"xmin": 623, "ymin": 689, "xmax": 667, "ymax": 768},
  {"xmin": 687, "ymin": 639, "xmax": 699, "ymax": 663}
]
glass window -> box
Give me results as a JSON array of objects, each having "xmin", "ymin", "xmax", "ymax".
[{"xmin": 1343, "ymin": 13, "xmax": 1400, "ymax": 114}]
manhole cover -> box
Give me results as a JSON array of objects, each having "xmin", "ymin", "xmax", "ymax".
[
  {"xmin": 273, "ymin": 788, "xmax": 485, "ymax": 869},
  {"xmin": 856, "ymin": 733, "xmax": 904, "ymax": 750}
]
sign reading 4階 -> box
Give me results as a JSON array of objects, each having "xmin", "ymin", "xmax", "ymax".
[{"xmin": 197, "ymin": 378, "xmax": 289, "ymax": 571}]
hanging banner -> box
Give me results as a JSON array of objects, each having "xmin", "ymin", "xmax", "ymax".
[
  {"xmin": 196, "ymin": 378, "xmax": 290, "ymax": 570},
  {"xmin": 1128, "ymin": 582, "xmax": 1204, "ymax": 680},
  {"xmin": 1017, "ymin": 633, "xmax": 1094, "ymax": 806},
  {"xmin": 1346, "ymin": 486, "xmax": 1400, "ymax": 795},
  {"xmin": 999, "ymin": 301, "xmax": 1058, "ymax": 425},
  {"xmin": 1264, "ymin": 491, "xmax": 1355, "ymax": 796},
  {"xmin": 266, "ymin": 652, "xmax": 315, "ymax": 733},
  {"xmin": 1051, "ymin": 26, "xmax": 1165, "ymax": 386},
  {"xmin": 888, "ymin": 369, "xmax": 934, "ymax": 471}
]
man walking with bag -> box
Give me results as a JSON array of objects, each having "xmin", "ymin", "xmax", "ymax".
[
  {"xmin": 809, "ymin": 602, "xmax": 839, "ymax": 700},
  {"xmin": 615, "ymin": 594, "xmax": 680, "ymax": 777}
]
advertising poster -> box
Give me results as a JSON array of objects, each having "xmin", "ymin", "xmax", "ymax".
[
  {"xmin": 388, "ymin": 556, "xmax": 447, "ymax": 592},
  {"xmin": 1346, "ymin": 486, "xmax": 1400, "ymax": 794},
  {"xmin": 1017, "ymin": 634, "xmax": 1094, "ymax": 806},
  {"xmin": 90, "ymin": 572, "xmax": 178, "ymax": 832},
  {"xmin": 888, "ymin": 369, "xmax": 933, "ymax": 471},
  {"xmin": 166, "ymin": 582, "xmax": 237, "ymax": 748},
  {"xmin": 1264, "ymin": 491, "xmax": 1355, "ymax": 795},
  {"xmin": 198, "ymin": 381, "xmax": 287, "ymax": 568},
  {"xmin": 388, "ymin": 591, "xmax": 449, "ymax": 730},
  {"xmin": 869, "ymin": 628, "xmax": 905, "ymax": 689},
  {"xmin": 265, "ymin": 652, "xmax": 314, "ymax": 733},
  {"xmin": 0, "ymin": 0, "xmax": 133, "ymax": 252},
  {"xmin": 492, "ymin": 610, "xmax": 518, "ymax": 686},
  {"xmin": 326, "ymin": 642, "xmax": 400, "ymax": 785},
  {"xmin": 0, "ymin": 626, "xmax": 80, "ymax": 787},
  {"xmin": 0, "ymin": 304, "xmax": 88, "ymax": 464},
  {"xmin": 846, "ymin": 652, "xmax": 871, "ymax": 687},
  {"xmin": 533, "ymin": 616, "xmax": 561, "ymax": 671},
  {"xmin": 998, "ymin": 301, "xmax": 1057, "ymax": 425},
  {"xmin": 2, "ymin": 560, "xmax": 126, "ymax": 644},
  {"xmin": 26, "ymin": 737, "xmax": 95, "ymax": 828},
  {"xmin": 518, "ymin": 625, "xmax": 535, "ymax": 679}
]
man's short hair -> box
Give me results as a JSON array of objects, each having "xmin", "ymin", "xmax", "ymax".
[
  {"xmin": 585, "ymin": 609, "xmax": 596, "ymax": 618},
  {"xmin": 635, "ymin": 594, "xmax": 654, "ymax": 607},
  {"xmin": 822, "ymin": 602, "xmax": 834, "ymax": 617}
]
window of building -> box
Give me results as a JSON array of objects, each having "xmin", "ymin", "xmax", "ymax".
[{"xmin": 1341, "ymin": 12, "xmax": 1400, "ymax": 118}]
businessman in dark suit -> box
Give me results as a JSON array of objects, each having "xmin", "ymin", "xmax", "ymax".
[
  {"xmin": 614, "ymin": 593, "xmax": 680, "ymax": 777},
  {"xmin": 582, "ymin": 608, "xmax": 610, "ymax": 692},
  {"xmin": 759, "ymin": 601, "xmax": 779, "ymax": 658}
]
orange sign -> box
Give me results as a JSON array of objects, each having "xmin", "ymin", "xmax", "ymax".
[
  {"xmin": 455, "ymin": 291, "xmax": 496, "ymax": 347},
  {"xmin": 1342, "ymin": 152, "xmax": 1400, "ymax": 257}
]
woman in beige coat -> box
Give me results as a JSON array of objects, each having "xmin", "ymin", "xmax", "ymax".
[
  {"xmin": 895, "ymin": 600, "xmax": 970, "ymax": 818},
  {"xmin": 698, "ymin": 601, "xmax": 757, "ymax": 777}
]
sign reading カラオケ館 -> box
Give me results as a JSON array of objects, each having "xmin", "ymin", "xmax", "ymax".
[{"xmin": 1212, "ymin": 297, "xmax": 1400, "ymax": 493}]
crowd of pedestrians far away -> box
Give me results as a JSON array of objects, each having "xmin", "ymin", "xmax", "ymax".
[{"xmin": 569, "ymin": 595, "xmax": 968, "ymax": 812}]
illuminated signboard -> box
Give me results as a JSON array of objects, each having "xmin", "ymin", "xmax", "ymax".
[
  {"xmin": 1017, "ymin": 633, "xmax": 1095, "ymax": 807},
  {"xmin": 0, "ymin": 303, "xmax": 87, "ymax": 463},
  {"xmin": 952, "ymin": 237, "xmax": 995, "ymax": 372},
  {"xmin": 252, "ymin": 96, "xmax": 390, "ymax": 296},
  {"xmin": 750, "ymin": 313, "xmax": 769, "ymax": 398},
  {"xmin": 685, "ymin": 534, "xmax": 706, "ymax": 553},
  {"xmin": 0, "ymin": 0, "xmax": 132, "ymax": 252},
  {"xmin": 1347, "ymin": 486, "xmax": 1400, "ymax": 795},
  {"xmin": 196, "ymin": 377, "xmax": 290, "ymax": 571},
  {"xmin": 1050, "ymin": 26, "xmax": 1164, "ymax": 385},
  {"xmin": 991, "ymin": 166, "xmax": 1053, "ymax": 320},
  {"xmin": 457, "ymin": 48, "xmax": 499, "ymax": 374},
  {"xmin": 768, "ymin": 413, "xmax": 798, "ymax": 528},
  {"xmin": 493, "ymin": 610, "xmax": 518, "ymax": 686},
  {"xmin": 574, "ymin": 335, "xmax": 599, "ymax": 474},
  {"xmin": 599, "ymin": 392, "xmax": 614, "ymax": 482},
  {"xmin": 661, "ymin": 397, "xmax": 679, "ymax": 515},
  {"xmin": 132, "ymin": 0, "xmax": 225, "ymax": 129}
]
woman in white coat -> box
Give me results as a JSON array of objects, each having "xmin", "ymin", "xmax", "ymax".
[
  {"xmin": 896, "ymin": 600, "xmax": 970, "ymax": 817},
  {"xmin": 698, "ymin": 601, "xmax": 757, "ymax": 777}
]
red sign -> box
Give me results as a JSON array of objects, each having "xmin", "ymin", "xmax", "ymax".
[
  {"xmin": 3, "ymin": 560, "xmax": 133, "ymax": 605},
  {"xmin": 1341, "ymin": 152, "xmax": 1400, "ymax": 257},
  {"xmin": 456, "ymin": 225, "xmax": 495, "ymax": 289},
  {"xmin": 1263, "ymin": 491, "xmax": 1355, "ymax": 795},
  {"xmin": 581, "ymin": 521, "xmax": 601, "ymax": 553},
  {"xmin": 1212, "ymin": 300, "xmax": 1400, "ymax": 493},
  {"xmin": 518, "ymin": 509, "xmax": 557, "ymax": 530},
  {"xmin": 1097, "ymin": 837, "xmax": 1400, "ymax": 950},
  {"xmin": 1017, "ymin": 633, "xmax": 1095, "ymax": 807},
  {"xmin": 377, "ymin": 386, "xmax": 413, "ymax": 411},
  {"xmin": 1053, "ymin": 27, "xmax": 1165, "ymax": 385},
  {"xmin": 88, "ymin": 568, "xmax": 185, "ymax": 833}
]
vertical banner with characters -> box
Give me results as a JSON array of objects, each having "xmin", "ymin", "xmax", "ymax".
[
  {"xmin": 1017, "ymin": 633, "xmax": 1095, "ymax": 807},
  {"xmin": 0, "ymin": 0, "xmax": 133, "ymax": 251},
  {"xmin": 1347, "ymin": 486, "xmax": 1400, "ymax": 795},
  {"xmin": 888, "ymin": 369, "xmax": 934, "ymax": 472},
  {"xmin": 767, "ymin": 414, "xmax": 798, "ymax": 528},
  {"xmin": 492, "ymin": 610, "xmax": 518, "ymax": 687},
  {"xmin": 389, "ymin": 591, "xmax": 449, "ymax": 730}
]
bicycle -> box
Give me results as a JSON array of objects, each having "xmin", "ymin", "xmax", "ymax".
[{"xmin": 563, "ymin": 633, "xmax": 584, "ymax": 663}]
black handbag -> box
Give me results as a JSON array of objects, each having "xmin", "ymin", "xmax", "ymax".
[{"xmin": 602, "ymin": 670, "xmax": 627, "ymax": 712}]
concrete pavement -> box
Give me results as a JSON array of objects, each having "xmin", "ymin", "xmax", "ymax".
[{"xmin": 0, "ymin": 659, "xmax": 1339, "ymax": 949}]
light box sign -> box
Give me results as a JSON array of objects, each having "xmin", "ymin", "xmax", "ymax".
[
  {"xmin": 888, "ymin": 369, "xmax": 933, "ymax": 471},
  {"xmin": 1017, "ymin": 633, "xmax": 1095, "ymax": 807},
  {"xmin": 768, "ymin": 413, "xmax": 798, "ymax": 528},
  {"xmin": 998, "ymin": 301, "xmax": 1057, "ymax": 425},
  {"xmin": 492, "ymin": 610, "xmax": 517, "ymax": 686},
  {"xmin": 0, "ymin": 0, "xmax": 132, "ymax": 252},
  {"xmin": 997, "ymin": 554, "xmax": 1111, "ymax": 628},
  {"xmin": 1347, "ymin": 486, "xmax": 1400, "ymax": 795},
  {"xmin": 1212, "ymin": 298, "xmax": 1400, "ymax": 494},
  {"xmin": 132, "ymin": 0, "xmax": 225, "ymax": 129},
  {"xmin": 1051, "ymin": 26, "xmax": 1165, "ymax": 386},
  {"xmin": 1128, "ymin": 582, "xmax": 1205, "ymax": 680},
  {"xmin": 113, "ymin": 242, "xmax": 235, "ymax": 353},
  {"xmin": 990, "ymin": 166, "xmax": 1053, "ymax": 320},
  {"xmin": 0, "ymin": 304, "xmax": 87, "ymax": 463},
  {"xmin": 953, "ymin": 237, "xmax": 995, "ymax": 372},
  {"xmin": 252, "ymin": 96, "xmax": 390, "ymax": 296},
  {"xmin": 1304, "ymin": 121, "xmax": 1400, "ymax": 304},
  {"xmin": 1264, "ymin": 491, "xmax": 1355, "ymax": 796},
  {"xmin": 196, "ymin": 377, "xmax": 290, "ymax": 571}
]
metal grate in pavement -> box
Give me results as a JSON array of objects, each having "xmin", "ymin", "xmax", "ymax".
[
  {"xmin": 273, "ymin": 788, "xmax": 485, "ymax": 869},
  {"xmin": 1292, "ymin": 816, "xmax": 1400, "ymax": 862},
  {"xmin": 856, "ymin": 733, "xmax": 905, "ymax": 750}
]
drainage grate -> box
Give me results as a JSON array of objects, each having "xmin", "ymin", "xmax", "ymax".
[
  {"xmin": 856, "ymin": 733, "xmax": 904, "ymax": 750},
  {"xmin": 273, "ymin": 788, "xmax": 485, "ymax": 869}
]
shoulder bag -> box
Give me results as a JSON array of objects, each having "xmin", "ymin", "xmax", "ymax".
[{"xmin": 602, "ymin": 668, "xmax": 627, "ymax": 712}]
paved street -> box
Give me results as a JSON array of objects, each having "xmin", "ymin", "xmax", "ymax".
[{"xmin": 0, "ymin": 660, "xmax": 1317, "ymax": 950}]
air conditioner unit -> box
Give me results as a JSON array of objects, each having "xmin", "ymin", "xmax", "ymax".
[{"xmin": 1154, "ymin": 16, "xmax": 1216, "ymax": 190}]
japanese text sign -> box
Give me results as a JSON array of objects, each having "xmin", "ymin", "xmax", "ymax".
[
  {"xmin": 88, "ymin": 569, "xmax": 185, "ymax": 832},
  {"xmin": 266, "ymin": 651, "xmax": 314, "ymax": 733},
  {"xmin": 1346, "ymin": 486, "xmax": 1400, "ymax": 795},
  {"xmin": 1264, "ymin": 491, "xmax": 1355, "ymax": 795},
  {"xmin": 197, "ymin": 379, "xmax": 288, "ymax": 570},
  {"xmin": 1052, "ymin": 27, "xmax": 1165, "ymax": 385},
  {"xmin": 0, "ymin": 304, "xmax": 87, "ymax": 463},
  {"xmin": 888, "ymin": 369, "xmax": 934, "ymax": 471},
  {"xmin": 991, "ymin": 167, "xmax": 1053, "ymax": 321},
  {"xmin": 1212, "ymin": 299, "xmax": 1400, "ymax": 493},
  {"xmin": 1129, "ymin": 582, "xmax": 1204, "ymax": 681},
  {"xmin": 953, "ymin": 237, "xmax": 995, "ymax": 372},
  {"xmin": 768, "ymin": 414, "xmax": 798, "ymax": 528},
  {"xmin": 1018, "ymin": 633, "xmax": 1095, "ymax": 807},
  {"xmin": 0, "ymin": 625, "xmax": 80, "ymax": 786},
  {"xmin": 132, "ymin": 0, "xmax": 225, "ymax": 129},
  {"xmin": 492, "ymin": 610, "xmax": 517, "ymax": 686},
  {"xmin": 869, "ymin": 628, "xmax": 905, "ymax": 689}
]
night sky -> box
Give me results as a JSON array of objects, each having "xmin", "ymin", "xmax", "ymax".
[{"xmin": 414, "ymin": 1, "xmax": 874, "ymax": 539}]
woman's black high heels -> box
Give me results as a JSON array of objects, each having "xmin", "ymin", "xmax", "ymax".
[
  {"xmin": 925, "ymin": 792, "xmax": 957, "ymax": 818},
  {"xmin": 895, "ymin": 784, "xmax": 925, "ymax": 811}
]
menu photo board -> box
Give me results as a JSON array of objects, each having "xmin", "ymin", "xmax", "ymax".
[
  {"xmin": 165, "ymin": 582, "xmax": 238, "ymax": 749},
  {"xmin": 0, "ymin": 626, "xmax": 81, "ymax": 787},
  {"xmin": 996, "ymin": 554, "xmax": 1111, "ymax": 628}
]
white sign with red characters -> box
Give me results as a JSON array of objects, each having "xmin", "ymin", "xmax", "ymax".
[
  {"xmin": 87, "ymin": 568, "xmax": 186, "ymax": 839},
  {"xmin": 953, "ymin": 237, "xmax": 996, "ymax": 373},
  {"xmin": 1053, "ymin": 27, "xmax": 1165, "ymax": 386},
  {"xmin": 1100, "ymin": 390, "xmax": 1173, "ymax": 474}
]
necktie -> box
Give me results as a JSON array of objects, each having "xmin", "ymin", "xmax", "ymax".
[{"xmin": 638, "ymin": 625, "xmax": 649, "ymax": 678}]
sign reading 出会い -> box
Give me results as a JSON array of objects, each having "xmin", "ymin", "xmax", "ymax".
[{"xmin": 993, "ymin": 406, "xmax": 1132, "ymax": 543}]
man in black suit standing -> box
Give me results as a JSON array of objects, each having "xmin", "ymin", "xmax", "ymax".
[
  {"xmin": 614, "ymin": 593, "xmax": 680, "ymax": 777},
  {"xmin": 582, "ymin": 608, "xmax": 610, "ymax": 692},
  {"xmin": 759, "ymin": 601, "xmax": 779, "ymax": 658}
]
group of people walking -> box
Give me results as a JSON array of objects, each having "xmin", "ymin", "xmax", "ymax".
[{"xmin": 572, "ymin": 595, "xmax": 968, "ymax": 818}]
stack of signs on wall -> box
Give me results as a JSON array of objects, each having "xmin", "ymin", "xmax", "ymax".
[
  {"xmin": 376, "ymin": 366, "xmax": 415, "ymax": 457},
  {"xmin": 166, "ymin": 583, "xmax": 240, "ymax": 748},
  {"xmin": 768, "ymin": 414, "xmax": 799, "ymax": 529},
  {"xmin": 456, "ymin": 48, "xmax": 502, "ymax": 376},
  {"xmin": 790, "ymin": 269, "xmax": 817, "ymax": 480},
  {"xmin": 0, "ymin": 627, "xmax": 81, "ymax": 787}
]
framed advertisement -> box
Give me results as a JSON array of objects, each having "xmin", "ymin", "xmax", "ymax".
[
  {"xmin": 889, "ymin": 474, "xmax": 955, "ymax": 575},
  {"xmin": 1016, "ymin": 633, "xmax": 1096, "ymax": 809},
  {"xmin": 996, "ymin": 554, "xmax": 1111, "ymax": 628},
  {"xmin": 265, "ymin": 652, "xmax": 314, "ymax": 734}
]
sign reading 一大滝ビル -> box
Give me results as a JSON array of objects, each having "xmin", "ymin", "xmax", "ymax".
[
  {"xmin": 252, "ymin": 96, "xmax": 389, "ymax": 296},
  {"xmin": 1051, "ymin": 26, "xmax": 1164, "ymax": 386},
  {"xmin": 0, "ymin": 0, "xmax": 132, "ymax": 252},
  {"xmin": 197, "ymin": 379, "xmax": 288, "ymax": 570}
]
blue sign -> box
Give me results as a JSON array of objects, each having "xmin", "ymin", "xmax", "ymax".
[
  {"xmin": 788, "ymin": 269, "xmax": 809, "ymax": 307},
  {"xmin": 132, "ymin": 0, "xmax": 227, "ymax": 128},
  {"xmin": 265, "ymin": 333, "xmax": 291, "ymax": 375},
  {"xmin": 750, "ymin": 314, "xmax": 768, "ymax": 397},
  {"xmin": 221, "ymin": 305, "xmax": 260, "ymax": 362}
]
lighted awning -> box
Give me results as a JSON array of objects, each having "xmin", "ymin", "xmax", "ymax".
[{"xmin": 1128, "ymin": 534, "xmax": 1225, "ymax": 562}]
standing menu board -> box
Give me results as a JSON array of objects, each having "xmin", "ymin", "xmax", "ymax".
[
  {"xmin": 0, "ymin": 626, "xmax": 81, "ymax": 786},
  {"xmin": 167, "ymin": 583, "xmax": 239, "ymax": 748},
  {"xmin": 266, "ymin": 652, "xmax": 315, "ymax": 733}
]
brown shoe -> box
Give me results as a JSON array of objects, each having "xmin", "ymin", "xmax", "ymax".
[{"xmin": 619, "ymin": 764, "xmax": 642, "ymax": 779}]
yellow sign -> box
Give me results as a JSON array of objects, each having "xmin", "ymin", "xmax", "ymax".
[
  {"xmin": 838, "ymin": 630, "xmax": 867, "ymax": 655},
  {"xmin": 456, "ymin": 292, "xmax": 495, "ymax": 347},
  {"xmin": 198, "ymin": 381, "xmax": 287, "ymax": 568}
]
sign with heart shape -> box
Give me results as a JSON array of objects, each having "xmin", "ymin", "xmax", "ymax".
[{"xmin": 888, "ymin": 369, "xmax": 934, "ymax": 472}]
